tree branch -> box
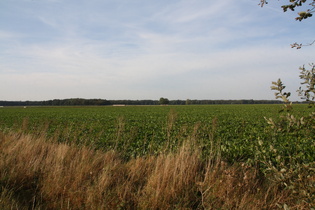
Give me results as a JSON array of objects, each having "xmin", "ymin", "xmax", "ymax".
[
  {"xmin": 260, "ymin": 0, "xmax": 315, "ymax": 21},
  {"xmin": 291, "ymin": 40, "xmax": 315, "ymax": 49}
]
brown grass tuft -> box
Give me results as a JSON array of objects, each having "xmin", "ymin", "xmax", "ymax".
[
  {"xmin": 139, "ymin": 142, "xmax": 202, "ymax": 209},
  {"xmin": 0, "ymin": 131, "xmax": 310, "ymax": 209}
]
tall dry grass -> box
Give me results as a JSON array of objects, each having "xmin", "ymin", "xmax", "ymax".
[{"xmin": 0, "ymin": 131, "xmax": 308, "ymax": 209}]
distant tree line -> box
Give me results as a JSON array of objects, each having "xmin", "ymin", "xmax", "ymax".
[
  {"xmin": 0, "ymin": 98, "xmax": 300, "ymax": 106},
  {"xmin": 0, "ymin": 99, "xmax": 110, "ymax": 106}
]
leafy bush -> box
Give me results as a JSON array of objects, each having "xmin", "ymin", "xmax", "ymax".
[{"xmin": 261, "ymin": 64, "xmax": 315, "ymax": 207}]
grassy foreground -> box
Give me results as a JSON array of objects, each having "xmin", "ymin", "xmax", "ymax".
[{"xmin": 0, "ymin": 131, "xmax": 312, "ymax": 209}]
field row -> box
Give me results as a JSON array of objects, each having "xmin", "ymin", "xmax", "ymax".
[{"xmin": 0, "ymin": 105, "xmax": 313, "ymax": 163}]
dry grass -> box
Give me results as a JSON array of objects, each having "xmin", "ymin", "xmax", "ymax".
[{"xmin": 0, "ymin": 131, "xmax": 310, "ymax": 209}]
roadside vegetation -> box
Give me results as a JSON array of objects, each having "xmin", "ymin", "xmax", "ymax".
[{"xmin": 0, "ymin": 129, "xmax": 313, "ymax": 209}]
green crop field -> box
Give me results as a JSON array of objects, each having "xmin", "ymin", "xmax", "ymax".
[
  {"xmin": 1, "ymin": 104, "xmax": 315, "ymax": 208},
  {"xmin": 0, "ymin": 104, "xmax": 314, "ymax": 164}
]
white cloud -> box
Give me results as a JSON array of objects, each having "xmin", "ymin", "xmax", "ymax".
[{"xmin": 1, "ymin": 0, "xmax": 314, "ymax": 100}]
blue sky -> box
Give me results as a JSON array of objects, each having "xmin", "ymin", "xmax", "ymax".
[{"xmin": 1, "ymin": 0, "xmax": 314, "ymax": 101}]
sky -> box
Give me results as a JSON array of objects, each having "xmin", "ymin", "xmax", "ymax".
[{"xmin": 1, "ymin": 0, "xmax": 314, "ymax": 101}]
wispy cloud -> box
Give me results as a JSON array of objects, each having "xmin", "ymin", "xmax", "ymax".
[{"xmin": 1, "ymin": 0, "xmax": 314, "ymax": 100}]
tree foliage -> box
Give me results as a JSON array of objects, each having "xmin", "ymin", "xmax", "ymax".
[
  {"xmin": 298, "ymin": 64, "xmax": 315, "ymax": 105},
  {"xmin": 260, "ymin": 0, "xmax": 315, "ymax": 21},
  {"xmin": 260, "ymin": 1, "xmax": 314, "ymax": 48},
  {"xmin": 159, "ymin": 97, "xmax": 169, "ymax": 105}
]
